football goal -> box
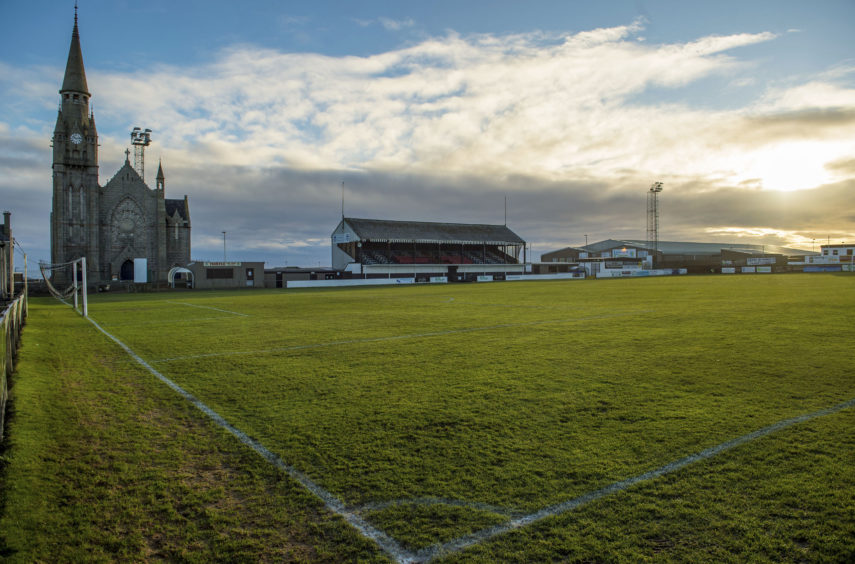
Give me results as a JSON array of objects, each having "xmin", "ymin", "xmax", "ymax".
[{"xmin": 39, "ymin": 257, "xmax": 88, "ymax": 317}]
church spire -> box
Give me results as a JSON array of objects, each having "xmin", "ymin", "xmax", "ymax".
[{"xmin": 60, "ymin": 3, "xmax": 90, "ymax": 96}]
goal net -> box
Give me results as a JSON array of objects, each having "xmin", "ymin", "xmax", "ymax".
[{"xmin": 39, "ymin": 257, "xmax": 88, "ymax": 317}]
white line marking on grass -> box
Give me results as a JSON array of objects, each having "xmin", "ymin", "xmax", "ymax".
[
  {"xmin": 84, "ymin": 316, "xmax": 417, "ymax": 564},
  {"xmin": 411, "ymin": 395, "xmax": 855, "ymax": 563},
  {"xmin": 165, "ymin": 300, "xmax": 249, "ymax": 317},
  {"xmin": 81, "ymin": 307, "xmax": 855, "ymax": 563},
  {"xmin": 151, "ymin": 310, "xmax": 652, "ymax": 363}
]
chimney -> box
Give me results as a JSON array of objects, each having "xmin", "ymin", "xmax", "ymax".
[{"xmin": 3, "ymin": 211, "xmax": 12, "ymax": 299}]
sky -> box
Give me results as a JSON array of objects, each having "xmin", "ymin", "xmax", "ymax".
[{"xmin": 2, "ymin": 0, "xmax": 854, "ymax": 272}]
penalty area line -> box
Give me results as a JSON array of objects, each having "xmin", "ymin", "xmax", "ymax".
[{"xmin": 83, "ymin": 315, "xmax": 418, "ymax": 564}]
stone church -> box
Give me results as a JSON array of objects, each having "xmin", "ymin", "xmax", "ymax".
[{"xmin": 51, "ymin": 11, "xmax": 190, "ymax": 285}]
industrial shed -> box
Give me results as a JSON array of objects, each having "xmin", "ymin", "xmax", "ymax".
[{"xmin": 542, "ymin": 239, "xmax": 816, "ymax": 274}]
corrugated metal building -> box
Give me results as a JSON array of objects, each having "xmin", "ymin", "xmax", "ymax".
[{"xmin": 542, "ymin": 239, "xmax": 815, "ymax": 273}]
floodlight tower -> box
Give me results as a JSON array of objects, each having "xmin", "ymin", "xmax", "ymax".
[
  {"xmin": 646, "ymin": 181, "xmax": 663, "ymax": 265},
  {"xmin": 130, "ymin": 127, "xmax": 152, "ymax": 181}
]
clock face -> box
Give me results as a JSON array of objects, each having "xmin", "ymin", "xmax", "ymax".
[{"xmin": 70, "ymin": 132, "xmax": 83, "ymax": 145}]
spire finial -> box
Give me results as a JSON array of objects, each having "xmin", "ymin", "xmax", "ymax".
[{"xmin": 74, "ymin": 1, "xmax": 78, "ymax": 27}]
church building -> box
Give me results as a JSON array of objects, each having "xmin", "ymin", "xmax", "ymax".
[{"xmin": 51, "ymin": 11, "xmax": 190, "ymax": 285}]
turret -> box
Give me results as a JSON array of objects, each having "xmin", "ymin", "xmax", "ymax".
[{"xmin": 156, "ymin": 160, "xmax": 165, "ymax": 193}]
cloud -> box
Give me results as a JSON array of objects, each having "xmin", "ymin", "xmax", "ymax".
[
  {"xmin": 2, "ymin": 20, "xmax": 854, "ymax": 268},
  {"xmin": 826, "ymin": 157, "xmax": 855, "ymax": 175},
  {"xmin": 279, "ymin": 14, "xmax": 310, "ymax": 27},
  {"xmin": 353, "ymin": 17, "xmax": 416, "ymax": 32},
  {"xmin": 378, "ymin": 17, "xmax": 415, "ymax": 31},
  {"xmin": 77, "ymin": 23, "xmax": 805, "ymax": 189}
]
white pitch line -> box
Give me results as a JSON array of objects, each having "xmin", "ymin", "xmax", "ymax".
[
  {"xmin": 151, "ymin": 310, "xmax": 651, "ymax": 363},
  {"xmin": 165, "ymin": 300, "xmax": 249, "ymax": 317},
  {"xmin": 77, "ymin": 303, "xmax": 855, "ymax": 563},
  {"xmin": 83, "ymin": 315, "xmax": 418, "ymax": 564},
  {"xmin": 411, "ymin": 395, "xmax": 855, "ymax": 562}
]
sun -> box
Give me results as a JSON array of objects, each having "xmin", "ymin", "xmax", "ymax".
[{"xmin": 738, "ymin": 141, "xmax": 839, "ymax": 192}]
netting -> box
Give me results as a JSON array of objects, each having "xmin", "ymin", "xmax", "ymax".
[{"xmin": 39, "ymin": 259, "xmax": 81, "ymax": 300}]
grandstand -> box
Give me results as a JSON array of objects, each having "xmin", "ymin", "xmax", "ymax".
[{"xmin": 331, "ymin": 217, "xmax": 526, "ymax": 281}]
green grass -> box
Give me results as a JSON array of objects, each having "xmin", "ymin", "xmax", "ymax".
[
  {"xmin": 2, "ymin": 274, "xmax": 854, "ymax": 561},
  {"xmin": 0, "ymin": 297, "xmax": 385, "ymax": 562}
]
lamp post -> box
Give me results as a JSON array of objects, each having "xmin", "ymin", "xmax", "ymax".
[
  {"xmin": 222, "ymin": 231, "xmax": 227, "ymax": 261},
  {"xmin": 584, "ymin": 234, "xmax": 588, "ymax": 247}
]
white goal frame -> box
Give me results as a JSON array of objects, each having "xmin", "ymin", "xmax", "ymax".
[
  {"xmin": 72, "ymin": 256, "xmax": 88, "ymax": 317},
  {"xmin": 40, "ymin": 256, "xmax": 88, "ymax": 317}
]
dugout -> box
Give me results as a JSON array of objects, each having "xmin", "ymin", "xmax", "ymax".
[
  {"xmin": 332, "ymin": 217, "xmax": 526, "ymax": 281},
  {"xmin": 264, "ymin": 266, "xmax": 342, "ymax": 288}
]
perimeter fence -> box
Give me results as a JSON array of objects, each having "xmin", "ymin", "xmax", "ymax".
[{"xmin": 1, "ymin": 292, "xmax": 27, "ymax": 440}]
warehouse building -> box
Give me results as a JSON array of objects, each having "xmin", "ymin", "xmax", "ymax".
[{"xmin": 541, "ymin": 239, "xmax": 816, "ymax": 274}]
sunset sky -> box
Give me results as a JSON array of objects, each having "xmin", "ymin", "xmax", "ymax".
[{"xmin": 2, "ymin": 0, "xmax": 854, "ymax": 270}]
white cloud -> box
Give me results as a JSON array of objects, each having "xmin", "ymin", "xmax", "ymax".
[
  {"xmin": 3, "ymin": 20, "xmax": 855, "ymax": 266},
  {"xmin": 760, "ymin": 80, "xmax": 855, "ymax": 111},
  {"xmin": 58, "ymin": 20, "xmax": 849, "ymax": 201},
  {"xmin": 85, "ymin": 26, "xmax": 785, "ymax": 177},
  {"xmin": 378, "ymin": 17, "xmax": 415, "ymax": 31}
]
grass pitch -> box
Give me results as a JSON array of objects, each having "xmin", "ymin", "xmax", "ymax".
[{"xmin": 2, "ymin": 274, "xmax": 854, "ymax": 561}]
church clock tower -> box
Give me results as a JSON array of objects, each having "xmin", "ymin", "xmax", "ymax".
[
  {"xmin": 51, "ymin": 7, "xmax": 100, "ymax": 282},
  {"xmin": 50, "ymin": 8, "xmax": 191, "ymax": 286}
]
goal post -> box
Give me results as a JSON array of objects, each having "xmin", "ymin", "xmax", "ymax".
[
  {"xmin": 39, "ymin": 257, "xmax": 88, "ymax": 317},
  {"xmin": 73, "ymin": 257, "xmax": 88, "ymax": 317}
]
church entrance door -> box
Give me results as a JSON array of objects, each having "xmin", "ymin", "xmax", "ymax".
[{"xmin": 120, "ymin": 259, "xmax": 134, "ymax": 281}]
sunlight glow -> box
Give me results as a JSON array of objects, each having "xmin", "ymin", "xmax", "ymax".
[
  {"xmin": 706, "ymin": 227, "xmax": 816, "ymax": 251},
  {"xmin": 736, "ymin": 141, "xmax": 842, "ymax": 192}
]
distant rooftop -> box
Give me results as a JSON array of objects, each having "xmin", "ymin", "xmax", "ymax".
[{"xmin": 581, "ymin": 239, "xmax": 816, "ymax": 256}]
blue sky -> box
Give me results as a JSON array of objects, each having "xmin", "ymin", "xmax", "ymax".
[{"xmin": 2, "ymin": 1, "xmax": 854, "ymax": 270}]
